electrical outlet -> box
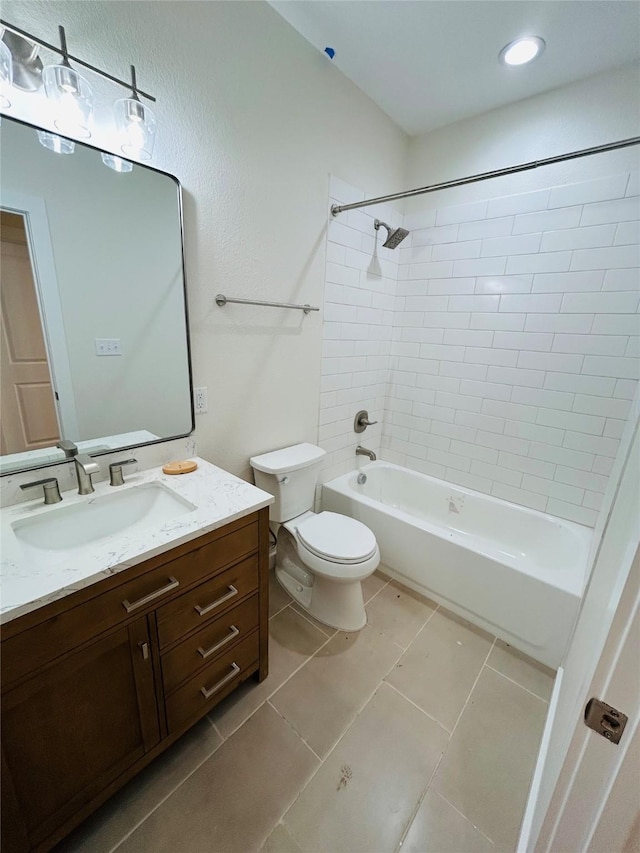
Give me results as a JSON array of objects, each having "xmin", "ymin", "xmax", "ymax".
[
  {"xmin": 95, "ymin": 338, "xmax": 122, "ymax": 356},
  {"xmin": 194, "ymin": 386, "xmax": 208, "ymax": 414}
]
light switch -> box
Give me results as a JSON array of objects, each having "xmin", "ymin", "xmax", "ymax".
[{"xmin": 95, "ymin": 338, "xmax": 122, "ymax": 356}]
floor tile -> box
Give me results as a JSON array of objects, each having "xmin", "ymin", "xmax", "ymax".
[
  {"xmin": 118, "ymin": 704, "xmax": 319, "ymax": 853},
  {"xmin": 270, "ymin": 625, "xmax": 403, "ymax": 757},
  {"xmin": 386, "ymin": 609, "xmax": 493, "ymax": 731},
  {"xmin": 487, "ymin": 640, "xmax": 555, "ymax": 701},
  {"xmin": 432, "ymin": 667, "xmax": 548, "ymax": 850},
  {"xmin": 269, "ymin": 570, "xmax": 292, "ymax": 618},
  {"xmin": 290, "ymin": 601, "xmax": 337, "ymax": 638},
  {"xmin": 260, "ymin": 823, "xmax": 303, "ymax": 853},
  {"xmin": 361, "ymin": 570, "xmax": 389, "ymax": 603},
  {"xmin": 283, "ymin": 682, "xmax": 448, "ymax": 853},
  {"xmin": 209, "ymin": 607, "xmax": 328, "ymax": 738},
  {"xmin": 57, "ymin": 719, "xmax": 222, "ymax": 853},
  {"xmin": 365, "ymin": 580, "xmax": 437, "ymax": 648},
  {"xmin": 402, "ymin": 789, "xmax": 495, "ymax": 853}
]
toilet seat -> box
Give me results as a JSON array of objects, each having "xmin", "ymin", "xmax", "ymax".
[{"xmin": 295, "ymin": 511, "xmax": 378, "ymax": 564}]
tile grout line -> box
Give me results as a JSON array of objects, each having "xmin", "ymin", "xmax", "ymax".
[
  {"xmin": 449, "ymin": 636, "xmax": 497, "ymax": 737},
  {"xmin": 266, "ymin": 698, "xmax": 323, "ymax": 762},
  {"xmin": 432, "ymin": 790, "xmax": 497, "ymax": 847},
  {"xmin": 383, "ymin": 681, "xmax": 451, "ymax": 735},
  {"xmin": 484, "ymin": 662, "xmax": 552, "ymax": 704}
]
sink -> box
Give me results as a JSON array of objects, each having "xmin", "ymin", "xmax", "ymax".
[{"xmin": 12, "ymin": 482, "xmax": 196, "ymax": 559}]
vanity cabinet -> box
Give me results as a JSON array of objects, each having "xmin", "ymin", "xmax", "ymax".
[{"xmin": 1, "ymin": 508, "xmax": 269, "ymax": 853}]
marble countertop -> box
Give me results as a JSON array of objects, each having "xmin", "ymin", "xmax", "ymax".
[{"xmin": 0, "ymin": 457, "xmax": 273, "ymax": 625}]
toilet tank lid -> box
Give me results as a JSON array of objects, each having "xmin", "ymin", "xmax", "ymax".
[{"xmin": 250, "ymin": 443, "xmax": 326, "ymax": 474}]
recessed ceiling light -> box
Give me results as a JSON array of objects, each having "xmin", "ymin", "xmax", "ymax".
[{"xmin": 499, "ymin": 36, "xmax": 546, "ymax": 67}]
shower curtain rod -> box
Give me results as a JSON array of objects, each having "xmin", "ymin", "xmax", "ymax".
[{"xmin": 330, "ymin": 136, "xmax": 640, "ymax": 216}]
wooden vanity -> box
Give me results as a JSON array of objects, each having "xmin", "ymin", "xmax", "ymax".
[{"xmin": 1, "ymin": 507, "xmax": 270, "ymax": 853}]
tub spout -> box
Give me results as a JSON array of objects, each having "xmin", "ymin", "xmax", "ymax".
[{"xmin": 356, "ymin": 445, "xmax": 376, "ymax": 461}]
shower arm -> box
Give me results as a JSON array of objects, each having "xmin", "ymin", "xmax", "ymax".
[{"xmin": 330, "ymin": 135, "xmax": 640, "ymax": 216}]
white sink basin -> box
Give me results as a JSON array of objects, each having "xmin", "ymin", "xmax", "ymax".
[{"xmin": 12, "ymin": 482, "xmax": 196, "ymax": 560}]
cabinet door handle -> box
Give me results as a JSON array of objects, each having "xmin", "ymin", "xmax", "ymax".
[
  {"xmin": 139, "ymin": 641, "xmax": 150, "ymax": 661},
  {"xmin": 122, "ymin": 577, "xmax": 180, "ymax": 612},
  {"xmin": 194, "ymin": 584, "xmax": 238, "ymax": 616},
  {"xmin": 197, "ymin": 625, "xmax": 240, "ymax": 660},
  {"xmin": 200, "ymin": 663, "xmax": 240, "ymax": 699}
]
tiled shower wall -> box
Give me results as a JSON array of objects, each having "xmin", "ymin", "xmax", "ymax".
[{"xmin": 320, "ymin": 174, "xmax": 639, "ymax": 526}]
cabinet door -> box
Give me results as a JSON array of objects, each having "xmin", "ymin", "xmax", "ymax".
[{"xmin": 1, "ymin": 617, "xmax": 159, "ymax": 849}]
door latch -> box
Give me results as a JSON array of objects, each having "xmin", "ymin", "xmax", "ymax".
[{"xmin": 584, "ymin": 698, "xmax": 628, "ymax": 745}]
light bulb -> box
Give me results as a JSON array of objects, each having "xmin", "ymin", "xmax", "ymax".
[
  {"xmin": 37, "ymin": 130, "xmax": 75, "ymax": 154},
  {"xmin": 42, "ymin": 64, "xmax": 93, "ymax": 137},
  {"xmin": 0, "ymin": 39, "xmax": 13, "ymax": 108},
  {"xmin": 101, "ymin": 152, "xmax": 133, "ymax": 173},
  {"xmin": 115, "ymin": 96, "xmax": 156, "ymax": 160},
  {"xmin": 499, "ymin": 37, "xmax": 546, "ymax": 67}
]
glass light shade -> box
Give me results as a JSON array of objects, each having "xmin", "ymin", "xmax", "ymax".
[
  {"xmin": 115, "ymin": 97, "xmax": 156, "ymax": 160},
  {"xmin": 42, "ymin": 63, "xmax": 93, "ymax": 137},
  {"xmin": 101, "ymin": 152, "xmax": 133, "ymax": 173},
  {"xmin": 0, "ymin": 39, "xmax": 13, "ymax": 108},
  {"xmin": 37, "ymin": 130, "xmax": 75, "ymax": 154},
  {"xmin": 499, "ymin": 37, "xmax": 545, "ymax": 67}
]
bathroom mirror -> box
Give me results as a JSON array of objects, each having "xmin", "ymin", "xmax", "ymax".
[{"xmin": 0, "ymin": 115, "xmax": 193, "ymax": 475}]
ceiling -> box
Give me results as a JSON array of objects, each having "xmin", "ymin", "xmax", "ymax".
[{"xmin": 268, "ymin": 1, "xmax": 640, "ymax": 136}]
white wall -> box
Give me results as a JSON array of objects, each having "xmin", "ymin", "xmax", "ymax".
[{"xmin": 2, "ymin": 0, "xmax": 408, "ymax": 479}]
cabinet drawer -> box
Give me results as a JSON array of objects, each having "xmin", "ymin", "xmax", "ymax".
[
  {"xmin": 165, "ymin": 632, "xmax": 259, "ymax": 733},
  {"xmin": 2, "ymin": 520, "xmax": 259, "ymax": 688},
  {"xmin": 161, "ymin": 595, "xmax": 259, "ymax": 694},
  {"xmin": 156, "ymin": 554, "xmax": 259, "ymax": 650}
]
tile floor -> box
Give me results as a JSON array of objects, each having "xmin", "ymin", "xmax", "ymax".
[{"xmin": 59, "ymin": 570, "xmax": 554, "ymax": 853}]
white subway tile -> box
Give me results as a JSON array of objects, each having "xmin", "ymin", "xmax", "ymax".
[
  {"xmin": 434, "ymin": 390, "xmax": 482, "ymax": 413},
  {"xmin": 436, "ymin": 199, "xmax": 488, "ymax": 226},
  {"xmin": 459, "ymin": 379, "xmax": 511, "ymax": 401},
  {"xmin": 529, "ymin": 441, "xmax": 594, "ymax": 471},
  {"xmin": 402, "ymin": 328, "xmax": 445, "ymax": 343},
  {"xmin": 453, "ymin": 257, "xmax": 507, "ymax": 278},
  {"xmin": 428, "ymin": 277, "xmax": 476, "ymax": 295},
  {"xmin": 346, "ymin": 248, "xmax": 376, "ymax": 271},
  {"xmin": 536, "ymin": 408, "xmax": 604, "ymax": 436},
  {"xmin": 475, "ymin": 275, "xmax": 533, "ymax": 295},
  {"xmin": 459, "ymin": 217, "xmax": 514, "ymax": 241},
  {"xmin": 321, "ymin": 373, "xmax": 352, "ymax": 392},
  {"xmin": 570, "ymin": 245, "xmax": 640, "ymax": 272},
  {"xmin": 464, "ymin": 348, "xmax": 519, "ymax": 367},
  {"xmin": 413, "ymin": 402, "xmax": 456, "ymax": 423},
  {"xmin": 390, "ymin": 438, "xmax": 427, "ymax": 460},
  {"xmin": 326, "ymin": 262, "xmax": 361, "ymax": 287},
  {"xmin": 404, "ymin": 295, "xmax": 449, "ymax": 311},
  {"xmin": 614, "ymin": 221, "xmax": 640, "ymax": 246},
  {"xmin": 592, "ymin": 456, "xmax": 614, "ymax": 476},
  {"xmin": 412, "ymin": 224, "xmax": 459, "ymax": 246},
  {"xmin": 449, "ymin": 295, "xmax": 501, "ymax": 312},
  {"xmin": 545, "ymin": 500, "xmax": 597, "ymax": 527},
  {"xmin": 487, "ymin": 366, "xmax": 545, "ymax": 388},
  {"xmin": 456, "ymin": 410, "xmax": 505, "ymax": 433},
  {"xmin": 471, "ymin": 313, "xmax": 526, "ymax": 331},
  {"xmin": 328, "ymin": 220, "xmax": 363, "ymax": 250},
  {"xmin": 506, "ymin": 252, "xmax": 572, "ymax": 275},
  {"xmin": 329, "ymin": 176, "xmax": 365, "ymax": 205},
  {"xmin": 500, "ymin": 294, "xmax": 563, "ymax": 313},
  {"xmin": 427, "ymin": 447, "xmax": 471, "ymax": 472},
  {"xmin": 540, "ymin": 224, "xmax": 616, "ymax": 253},
  {"xmin": 521, "ymin": 474, "xmax": 584, "ymax": 505},
  {"xmin": 322, "ymin": 322, "xmax": 343, "ymax": 340},
  {"xmin": 397, "ymin": 280, "xmax": 428, "ymax": 297},
  {"xmin": 431, "ymin": 421, "xmax": 476, "ymax": 442},
  {"xmin": 396, "ymin": 311, "xmax": 426, "ymax": 328},
  {"xmin": 518, "ymin": 350, "xmax": 583, "ymax": 373},
  {"xmin": 613, "ymin": 378, "xmax": 638, "ymax": 399},
  {"xmin": 408, "ymin": 260, "xmax": 455, "ymax": 279},
  {"xmin": 440, "ymin": 361, "xmax": 487, "ymax": 380},
  {"xmin": 604, "ymin": 417, "xmax": 626, "ymax": 439},
  {"xmin": 476, "ymin": 430, "xmax": 529, "ymax": 455},
  {"xmin": 626, "ymin": 175, "xmax": 639, "ymax": 196},
  {"xmin": 555, "ymin": 466, "xmax": 608, "ymax": 493},
  {"xmin": 544, "ymin": 372, "xmax": 616, "ymax": 396},
  {"xmin": 525, "ymin": 314, "xmax": 594, "ymax": 333},
  {"xmin": 491, "ymin": 482, "xmax": 548, "ymax": 512},
  {"xmin": 326, "ymin": 241, "xmax": 347, "ymax": 265},
  {"xmin": 323, "ymin": 340, "xmax": 355, "ymax": 359},
  {"xmin": 432, "ymin": 240, "xmax": 482, "ymax": 261},
  {"xmin": 450, "ymin": 440, "xmax": 499, "ymax": 464},
  {"xmin": 399, "ymin": 244, "xmax": 432, "ymax": 265},
  {"xmin": 470, "ymin": 460, "xmax": 523, "ymax": 487},
  {"xmin": 483, "ymin": 400, "xmax": 538, "ymax": 423},
  {"xmin": 416, "ymin": 374, "xmax": 461, "ymax": 393},
  {"xmin": 549, "ymin": 174, "xmax": 628, "ymax": 208},
  {"xmin": 404, "ymin": 208, "xmax": 437, "ymax": 230},
  {"xmin": 419, "ymin": 343, "xmax": 465, "ymax": 362},
  {"xmin": 581, "ymin": 196, "xmax": 640, "ymax": 226},
  {"xmin": 346, "ymin": 209, "xmax": 375, "ymax": 233},
  {"xmin": 445, "ymin": 469, "xmax": 493, "ymax": 493},
  {"xmin": 493, "ymin": 331, "xmax": 553, "ymax": 351},
  {"xmin": 324, "ymin": 303, "xmax": 359, "ymax": 324},
  {"xmin": 391, "ymin": 342, "xmax": 420, "ymax": 358},
  {"xmin": 505, "ymin": 420, "xmax": 565, "ymax": 446},
  {"xmin": 422, "ymin": 312, "xmax": 472, "ymax": 329},
  {"xmin": 481, "ymin": 233, "xmax": 542, "ymax": 257},
  {"xmin": 498, "ymin": 450, "xmax": 555, "ymax": 478},
  {"xmin": 603, "ymin": 269, "xmax": 640, "ymax": 291},
  {"xmin": 591, "ymin": 314, "xmax": 640, "ymax": 335},
  {"xmin": 409, "ymin": 430, "xmax": 451, "ymax": 452},
  {"xmin": 573, "ymin": 394, "xmax": 631, "ymax": 419},
  {"xmin": 532, "ymin": 271, "xmax": 604, "ymax": 293},
  {"xmin": 407, "ymin": 458, "xmax": 447, "ymax": 479},
  {"xmin": 582, "ymin": 355, "xmax": 640, "ymax": 380},
  {"xmin": 583, "ymin": 491, "xmax": 604, "ymax": 511},
  {"xmin": 443, "ymin": 329, "xmax": 494, "ymax": 347},
  {"xmin": 563, "ymin": 432, "xmax": 619, "ymax": 457},
  {"xmin": 552, "ymin": 334, "xmax": 628, "ymax": 356},
  {"xmin": 487, "ymin": 188, "xmax": 550, "ymax": 218},
  {"xmin": 513, "ymin": 206, "xmax": 582, "ymax": 235},
  {"xmin": 511, "ymin": 386, "xmax": 574, "ymax": 411},
  {"xmin": 397, "ymin": 356, "xmax": 438, "ymax": 375}
]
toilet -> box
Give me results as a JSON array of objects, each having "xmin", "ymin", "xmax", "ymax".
[{"xmin": 250, "ymin": 443, "xmax": 380, "ymax": 631}]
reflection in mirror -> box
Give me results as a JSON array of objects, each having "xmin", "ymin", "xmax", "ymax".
[{"xmin": 0, "ymin": 116, "xmax": 193, "ymax": 475}]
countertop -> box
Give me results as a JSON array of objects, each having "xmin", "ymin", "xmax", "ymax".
[{"xmin": 0, "ymin": 457, "xmax": 273, "ymax": 625}]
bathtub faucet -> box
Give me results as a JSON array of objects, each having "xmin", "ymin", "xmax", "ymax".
[{"xmin": 355, "ymin": 445, "xmax": 376, "ymax": 461}]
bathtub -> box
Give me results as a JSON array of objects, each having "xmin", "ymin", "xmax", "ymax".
[{"xmin": 322, "ymin": 461, "xmax": 592, "ymax": 668}]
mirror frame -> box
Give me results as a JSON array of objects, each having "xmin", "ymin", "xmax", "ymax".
[{"xmin": 0, "ymin": 114, "xmax": 195, "ymax": 476}]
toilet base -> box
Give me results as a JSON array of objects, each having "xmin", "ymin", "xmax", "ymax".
[{"xmin": 275, "ymin": 566, "xmax": 368, "ymax": 632}]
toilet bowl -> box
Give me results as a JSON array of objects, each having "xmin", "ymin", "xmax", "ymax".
[{"xmin": 250, "ymin": 444, "xmax": 380, "ymax": 632}]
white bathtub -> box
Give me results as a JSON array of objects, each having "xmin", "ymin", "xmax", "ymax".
[{"xmin": 322, "ymin": 461, "xmax": 592, "ymax": 668}]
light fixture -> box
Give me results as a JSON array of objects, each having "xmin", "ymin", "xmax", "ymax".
[
  {"xmin": 0, "ymin": 37, "xmax": 12, "ymax": 107},
  {"xmin": 115, "ymin": 65, "xmax": 156, "ymax": 160},
  {"xmin": 499, "ymin": 36, "xmax": 545, "ymax": 67},
  {"xmin": 101, "ymin": 152, "xmax": 133, "ymax": 173},
  {"xmin": 36, "ymin": 130, "xmax": 75, "ymax": 154},
  {"xmin": 42, "ymin": 26, "xmax": 93, "ymax": 138}
]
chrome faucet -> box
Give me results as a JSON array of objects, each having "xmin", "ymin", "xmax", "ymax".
[
  {"xmin": 57, "ymin": 440, "xmax": 100, "ymax": 495},
  {"xmin": 355, "ymin": 445, "xmax": 376, "ymax": 461}
]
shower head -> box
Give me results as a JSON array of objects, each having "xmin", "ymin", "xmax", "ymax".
[{"xmin": 374, "ymin": 219, "xmax": 410, "ymax": 249}]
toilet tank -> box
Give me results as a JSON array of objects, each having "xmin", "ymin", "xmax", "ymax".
[{"xmin": 250, "ymin": 443, "xmax": 326, "ymax": 522}]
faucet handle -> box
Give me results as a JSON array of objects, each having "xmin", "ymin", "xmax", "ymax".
[
  {"xmin": 20, "ymin": 477, "xmax": 62, "ymax": 505},
  {"xmin": 354, "ymin": 410, "xmax": 378, "ymax": 433},
  {"xmin": 57, "ymin": 440, "xmax": 78, "ymax": 458},
  {"xmin": 109, "ymin": 458, "xmax": 137, "ymax": 487}
]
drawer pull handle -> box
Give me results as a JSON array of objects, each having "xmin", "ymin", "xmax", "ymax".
[
  {"xmin": 122, "ymin": 577, "xmax": 180, "ymax": 612},
  {"xmin": 200, "ymin": 663, "xmax": 240, "ymax": 699},
  {"xmin": 198, "ymin": 625, "xmax": 240, "ymax": 660},
  {"xmin": 194, "ymin": 584, "xmax": 238, "ymax": 616}
]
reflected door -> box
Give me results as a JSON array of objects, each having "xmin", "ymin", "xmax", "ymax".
[{"xmin": 0, "ymin": 211, "xmax": 60, "ymax": 454}]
